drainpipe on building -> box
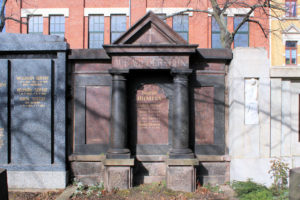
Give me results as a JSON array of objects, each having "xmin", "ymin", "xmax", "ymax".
[{"xmin": 129, "ymin": 0, "xmax": 131, "ymax": 27}]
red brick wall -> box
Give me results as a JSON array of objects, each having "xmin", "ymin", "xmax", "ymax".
[{"xmin": 5, "ymin": 0, "xmax": 269, "ymax": 51}]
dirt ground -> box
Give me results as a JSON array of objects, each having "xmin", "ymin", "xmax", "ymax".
[
  {"xmin": 9, "ymin": 190, "xmax": 62, "ymax": 200},
  {"xmin": 8, "ymin": 183, "xmax": 235, "ymax": 200}
]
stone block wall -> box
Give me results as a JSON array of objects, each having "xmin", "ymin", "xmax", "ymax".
[{"xmin": 229, "ymin": 47, "xmax": 300, "ymax": 186}]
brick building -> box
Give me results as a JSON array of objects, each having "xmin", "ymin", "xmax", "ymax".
[{"xmin": 6, "ymin": 0, "xmax": 269, "ymax": 50}]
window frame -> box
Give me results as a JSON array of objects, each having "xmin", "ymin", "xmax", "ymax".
[
  {"xmin": 285, "ymin": 0, "xmax": 297, "ymax": 17},
  {"xmin": 49, "ymin": 15, "xmax": 65, "ymax": 37},
  {"xmin": 110, "ymin": 14, "xmax": 127, "ymax": 44},
  {"xmin": 88, "ymin": 14, "xmax": 105, "ymax": 49},
  {"xmin": 233, "ymin": 15, "xmax": 249, "ymax": 48},
  {"xmin": 285, "ymin": 41, "xmax": 297, "ymax": 65},
  {"xmin": 211, "ymin": 16, "xmax": 227, "ymax": 48},
  {"xmin": 172, "ymin": 14, "xmax": 189, "ymax": 42},
  {"xmin": 28, "ymin": 15, "xmax": 43, "ymax": 34}
]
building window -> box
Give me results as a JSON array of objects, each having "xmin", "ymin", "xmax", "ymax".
[
  {"xmin": 110, "ymin": 15, "xmax": 126, "ymax": 43},
  {"xmin": 234, "ymin": 16, "xmax": 249, "ymax": 47},
  {"xmin": 286, "ymin": 41, "xmax": 297, "ymax": 65},
  {"xmin": 286, "ymin": 0, "xmax": 297, "ymax": 17},
  {"xmin": 28, "ymin": 15, "xmax": 43, "ymax": 34},
  {"xmin": 173, "ymin": 14, "xmax": 189, "ymax": 42},
  {"xmin": 89, "ymin": 15, "xmax": 104, "ymax": 49},
  {"xmin": 50, "ymin": 16, "xmax": 65, "ymax": 37},
  {"xmin": 211, "ymin": 16, "xmax": 227, "ymax": 48}
]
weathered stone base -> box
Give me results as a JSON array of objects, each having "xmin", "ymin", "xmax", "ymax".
[
  {"xmin": 0, "ymin": 169, "xmax": 8, "ymax": 200},
  {"xmin": 167, "ymin": 166, "xmax": 196, "ymax": 192},
  {"xmin": 71, "ymin": 161, "xmax": 105, "ymax": 185},
  {"xmin": 7, "ymin": 171, "xmax": 67, "ymax": 189},
  {"xmin": 104, "ymin": 159, "xmax": 134, "ymax": 191},
  {"xmin": 196, "ymin": 161, "xmax": 230, "ymax": 185},
  {"xmin": 166, "ymin": 159, "xmax": 198, "ymax": 192},
  {"xmin": 70, "ymin": 156, "xmax": 230, "ymax": 190},
  {"xmin": 133, "ymin": 161, "xmax": 166, "ymax": 185}
]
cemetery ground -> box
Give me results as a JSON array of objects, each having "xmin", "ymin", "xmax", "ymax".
[
  {"xmin": 8, "ymin": 182, "xmax": 235, "ymax": 200},
  {"xmin": 8, "ymin": 176, "xmax": 290, "ymax": 200}
]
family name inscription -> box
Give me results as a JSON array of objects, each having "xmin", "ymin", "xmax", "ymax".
[
  {"xmin": 16, "ymin": 76, "xmax": 49, "ymax": 108},
  {"xmin": 136, "ymin": 84, "xmax": 168, "ymax": 145},
  {"xmin": 12, "ymin": 60, "xmax": 52, "ymax": 165}
]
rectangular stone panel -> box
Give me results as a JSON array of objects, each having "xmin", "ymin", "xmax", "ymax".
[
  {"xmin": 85, "ymin": 86, "xmax": 110, "ymax": 144},
  {"xmin": 136, "ymin": 84, "xmax": 168, "ymax": 145},
  {"xmin": 75, "ymin": 63, "xmax": 111, "ymax": 73},
  {"xmin": 194, "ymin": 87, "xmax": 214, "ymax": 144},
  {"xmin": 245, "ymin": 79, "xmax": 259, "ymax": 125},
  {"xmin": 112, "ymin": 56, "xmax": 189, "ymax": 69},
  {"xmin": 0, "ymin": 60, "xmax": 8, "ymax": 164},
  {"xmin": 11, "ymin": 59, "xmax": 52, "ymax": 165}
]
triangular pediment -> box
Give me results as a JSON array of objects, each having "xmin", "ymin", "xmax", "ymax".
[
  {"xmin": 284, "ymin": 24, "xmax": 300, "ymax": 34},
  {"xmin": 113, "ymin": 11, "xmax": 188, "ymax": 45}
]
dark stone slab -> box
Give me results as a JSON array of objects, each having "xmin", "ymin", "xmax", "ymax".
[
  {"xmin": 0, "ymin": 60, "xmax": 8, "ymax": 164},
  {"xmin": 68, "ymin": 49, "xmax": 111, "ymax": 60},
  {"xmin": 136, "ymin": 84, "xmax": 168, "ymax": 145},
  {"xmin": 197, "ymin": 49, "xmax": 233, "ymax": 60},
  {"xmin": 290, "ymin": 167, "xmax": 300, "ymax": 200},
  {"xmin": 53, "ymin": 52, "xmax": 67, "ymax": 166},
  {"xmin": 0, "ymin": 33, "xmax": 67, "ymax": 51},
  {"xmin": 127, "ymin": 71, "xmax": 173, "ymax": 156},
  {"xmin": 193, "ymin": 75, "xmax": 225, "ymax": 155},
  {"xmin": 86, "ymin": 86, "xmax": 110, "ymax": 144},
  {"xmin": 74, "ymin": 63, "xmax": 111, "ymax": 73},
  {"xmin": 194, "ymin": 87, "xmax": 214, "ymax": 144},
  {"xmin": 11, "ymin": 59, "xmax": 52, "ymax": 165},
  {"xmin": 0, "ymin": 169, "xmax": 8, "ymax": 200}
]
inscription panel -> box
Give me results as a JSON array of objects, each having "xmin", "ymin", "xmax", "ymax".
[
  {"xmin": 194, "ymin": 87, "xmax": 215, "ymax": 144},
  {"xmin": 86, "ymin": 86, "xmax": 110, "ymax": 144},
  {"xmin": 11, "ymin": 59, "xmax": 52, "ymax": 165},
  {"xmin": 113, "ymin": 56, "xmax": 189, "ymax": 69},
  {"xmin": 136, "ymin": 84, "xmax": 168, "ymax": 145}
]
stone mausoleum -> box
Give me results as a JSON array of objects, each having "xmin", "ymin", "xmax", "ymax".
[{"xmin": 0, "ymin": 12, "xmax": 232, "ymax": 191}]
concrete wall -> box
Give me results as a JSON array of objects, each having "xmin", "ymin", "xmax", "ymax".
[{"xmin": 229, "ymin": 47, "xmax": 300, "ymax": 186}]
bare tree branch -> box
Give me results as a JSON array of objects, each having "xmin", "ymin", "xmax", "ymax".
[
  {"xmin": 247, "ymin": 19, "xmax": 268, "ymax": 38},
  {"xmin": 165, "ymin": 8, "xmax": 213, "ymax": 18},
  {"xmin": 5, "ymin": 16, "xmax": 27, "ymax": 24}
]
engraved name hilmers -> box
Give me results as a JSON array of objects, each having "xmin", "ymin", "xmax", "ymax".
[
  {"xmin": 136, "ymin": 85, "xmax": 165, "ymax": 129},
  {"xmin": 16, "ymin": 76, "xmax": 49, "ymax": 108}
]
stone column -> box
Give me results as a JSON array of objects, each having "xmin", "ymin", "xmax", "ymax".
[
  {"xmin": 107, "ymin": 69, "xmax": 130, "ymax": 159},
  {"xmin": 170, "ymin": 69, "xmax": 194, "ymax": 159}
]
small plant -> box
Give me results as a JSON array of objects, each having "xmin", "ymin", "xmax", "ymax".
[
  {"xmin": 231, "ymin": 179, "xmax": 269, "ymax": 197},
  {"xmin": 240, "ymin": 189, "xmax": 273, "ymax": 200},
  {"xmin": 268, "ymin": 159, "xmax": 289, "ymax": 196},
  {"xmin": 72, "ymin": 180, "xmax": 105, "ymax": 197},
  {"xmin": 203, "ymin": 183, "xmax": 223, "ymax": 193},
  {"xmin": 73, "ymin": 181, "xmax": 86, "ymax": 195}
]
